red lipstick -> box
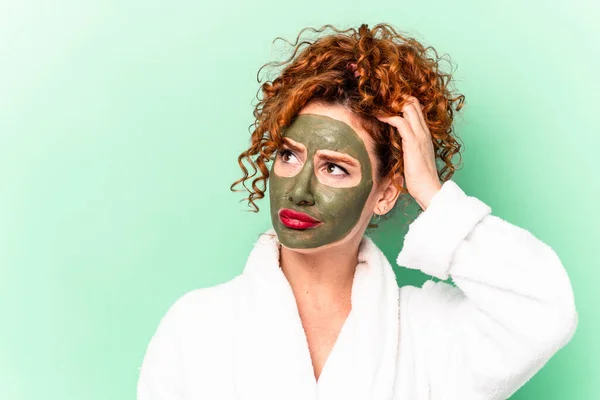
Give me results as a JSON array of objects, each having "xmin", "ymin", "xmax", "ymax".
[{"xmin": 278, "ymin": 208, "xmax": 322, "ymax": 230}]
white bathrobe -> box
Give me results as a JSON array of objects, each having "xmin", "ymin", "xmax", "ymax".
[{"xmin": 137, "ymin": 180, "xmax": 578, "ymax": 400}]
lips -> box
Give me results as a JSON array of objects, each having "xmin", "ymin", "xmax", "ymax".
[{"xmin": 278, "ymin": 208, "xmax": 322, "ymax": 230}]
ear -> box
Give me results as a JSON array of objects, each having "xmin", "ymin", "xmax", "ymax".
[{"xmin": 374, "ymin": 173, "xmax": 403, "ymax": 215}]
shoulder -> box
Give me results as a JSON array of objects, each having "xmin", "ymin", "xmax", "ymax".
[
  {"xmin": 395, "ymin": 280, "xmax": 468, "ymax": 364},
  {"xmin": 157, "ymin": 275, "xmax": 245, "ymax": 336},
  {"xmin": 138, "ymin": 277, "xmax": 245, "ymax": 394},
  {"xmin": 399, "ymin": 280, "xmax": 465, "ymax": 329},
  {"xmin": 400, "ymin": 279, "xmax": 465, "ymax": 306}
]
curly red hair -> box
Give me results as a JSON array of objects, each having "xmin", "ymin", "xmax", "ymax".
[{"xmin": 230, "ymin": 23, "xmax": 465, "ymax": 229}]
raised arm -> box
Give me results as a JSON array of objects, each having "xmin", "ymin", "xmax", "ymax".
[{"xmin": 396, "ymin": 179, "xmax": 578, "ymax": 399}]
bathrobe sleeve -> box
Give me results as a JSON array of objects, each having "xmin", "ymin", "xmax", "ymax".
[{"xmin": 396, "ymin": 180, "xmax": 578, "ymax": 399}]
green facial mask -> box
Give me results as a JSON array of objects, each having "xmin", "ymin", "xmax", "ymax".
[{"xmin": 269, "ymin": 113, "xmax": 374, "ymax": 249}]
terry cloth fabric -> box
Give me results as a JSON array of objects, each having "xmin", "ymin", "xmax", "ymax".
[{"xmin": 137, "ymin": 179, "xmax": 578, "ymax": 400}]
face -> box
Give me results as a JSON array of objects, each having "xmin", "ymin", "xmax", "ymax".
[{"xmin": 268, "ymin": 105, "xmax": 377, "ymax": 249}]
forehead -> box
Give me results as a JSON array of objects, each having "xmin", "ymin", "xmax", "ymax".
[{"xmin": 282, "ymin": 114, "xmax": 367, "ymax": 157}]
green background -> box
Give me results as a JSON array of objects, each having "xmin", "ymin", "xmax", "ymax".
[{"xmin": 1, "ymin": 0, "xmax": 597, "ymax": 398}]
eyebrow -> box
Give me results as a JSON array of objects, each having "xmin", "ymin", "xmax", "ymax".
[
  {"xmin": 317, "ymin": 151, "xmax": 360, "ymax": 168},
  {"xmin": 282, "ymin": 138, "xmax": 306, "ymax": 153},
  {"xmin": 282, "ymin": 137, "xmax": 360, "ymax": 167}
]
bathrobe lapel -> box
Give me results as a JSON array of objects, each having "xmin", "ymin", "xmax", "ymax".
[{"xmin": 232, "ymin": 228, "xmax": 400, "ymax": 400}]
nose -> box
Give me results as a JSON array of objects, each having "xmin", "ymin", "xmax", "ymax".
[{"xmin": 288, "ymin": 161, "xmax": 315, "ymax": 206}]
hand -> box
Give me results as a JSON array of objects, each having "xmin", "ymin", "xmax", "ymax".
[{"xmin": 376, "ymin": 96, "xmax": 442, "ymax": 211}]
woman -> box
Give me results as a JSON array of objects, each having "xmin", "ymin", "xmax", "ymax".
[{"xmin": 137, "ymin": 23, "xmax": 578, "ymax": 399}]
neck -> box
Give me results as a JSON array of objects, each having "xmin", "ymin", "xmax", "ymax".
[{"xmin": 279, "ymin": 235, "xmax": 362, "ymax": 310}]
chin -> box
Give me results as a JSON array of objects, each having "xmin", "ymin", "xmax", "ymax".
[{"xmin": 275, "ymin": 224, "xmax": 352, "ymax": 251}]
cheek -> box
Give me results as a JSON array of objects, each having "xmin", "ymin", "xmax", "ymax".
[
  {"xmin": 316, "ymin": 169, "xmax": 361, "ymax": 188},
  {"xmin": 269, "ymin": 174, "xmax": 294, "ymax": 200},
  {"xmin": 273, "ymin": 157, "xmax": 302, "ymax": 178},
  {"xmin": 316, "ymin": 185, "xmax": 372, "ymax": 216}
]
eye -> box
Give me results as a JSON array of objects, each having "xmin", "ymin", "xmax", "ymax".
[
  {"xmin": 279, "ymin": 149, "xmax": 299, "ymax": 164},
  {"xmin": 325, "ymin": 163, "xmax": 349, "ymax": 176}
]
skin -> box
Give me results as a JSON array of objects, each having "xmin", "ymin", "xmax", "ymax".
[
  {"xmin": 267, "ymin": 101, "xmax": 403, "ymax": 302},
  {"xmin": 269, "ymin": 113, "xmax": 374, "ymax": 249},
  {"xmin": 267, "ymin": 101, "xmax": 403, "ymax": 382},
  {"xmin": 264, "ymin": 98, "xmax": 441, "ymax": 382}
]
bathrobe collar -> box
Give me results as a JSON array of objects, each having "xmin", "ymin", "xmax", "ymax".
[{"xmin": 232, "ymin": 228, "xmax": 400, "ymax": 400}]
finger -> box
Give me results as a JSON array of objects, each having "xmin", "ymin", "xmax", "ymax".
[
  {"xmin": 376, "ymin": 114, "xmax": 416, "ymax": 142},
  {"xmin": 411, "ymin": 96, "xmax": 426, "ymax": 122},
  {"xmin": 402, "ymin": 96, "xmax": 427, "ymax": 129},
  {"xmin": 402, "ymin": 96, "xmax": 427, "ymax": 135},
  {"xmin": 401, "ymin": 100, "xmax": 427, "ymax": 138},
  {"xmin": 402, "ymin": 104, "xmax": 425, "ymax": 138}
]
